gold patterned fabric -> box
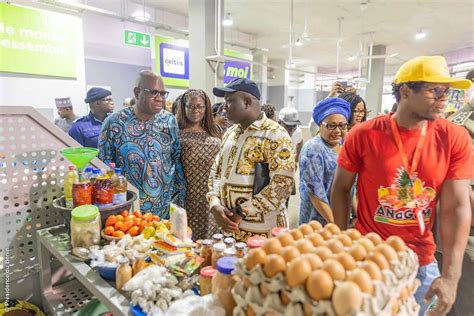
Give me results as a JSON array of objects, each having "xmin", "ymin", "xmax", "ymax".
[
  {"xmin": 207, "ymin": 113, "xmax": 295, "ymax": 241},
  {"xmin": 180, "ymin": 130, "xmax": 220, "ymax": 240}
]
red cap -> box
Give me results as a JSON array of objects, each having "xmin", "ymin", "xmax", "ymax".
[
  {"xmin": 271, "ymin": 227, "xmax": 288, "ymax": 237},
  {"xmin": 247, "ymin": 236, "xmax": 267, "ymax": 249},
  {"xmin": 200, "ymin": 266, "xmax": 217, "ymax": 278}
]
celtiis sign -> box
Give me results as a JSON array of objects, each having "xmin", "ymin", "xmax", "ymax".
[
  {"xmin": 124, "ymin": 30, "xmax": 151, "ymax": 49},
  {"xmin": 155, "ymin": 34, "xmax": 252, "ymax": 88},
  {"xmin": 0, "ymin": 3, "xmax": 79, "ymax": 78}
]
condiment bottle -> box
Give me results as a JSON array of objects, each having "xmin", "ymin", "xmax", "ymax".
[
  {"xmin": 200, "ymin": 239, "xmax": 213, "ymax": 267},
  {"xmin": 235, "ymin": 242, "xmax": 247, "ymax": 258},
  {"xmin": 199, "ymin": 266, "xmax": 216, "ymax": 296},
  {"xmin": 212, "ymin": 243, "xmax": 226, "ymax": 268},
  {"xmin": 116, "ymin": 258, "xmax": 132, "ymax": 290},
  {"xmin": 212, "ymin": 257, "xmax": 237, "ymax": 316},
  {"xmin": 224, "ymin": 248, "xmax": 236, "ymax": 257},
  {"xmin": 212, "ymin": 233, "xmax": 224, "ymax": 244},
  {"xmin": 64, "ymin": 165, "xmax": 78, "ymax": 208},
  {"xmin": 72, "ymin": 177, "xmax": 92, "ymax": 207},
  {"xmin": 223, "ymin": 237, "xmax": 236, "ymax": 249}
]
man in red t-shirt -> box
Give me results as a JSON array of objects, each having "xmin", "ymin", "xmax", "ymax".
[{"xmin": 332, "ymin": 56, "xmax": 472, "ymax": 315}]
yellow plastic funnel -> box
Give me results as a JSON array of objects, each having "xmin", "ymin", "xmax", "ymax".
[{"xmin": 60, "ymin": 147, "xmax": 99, "ymax": 171}]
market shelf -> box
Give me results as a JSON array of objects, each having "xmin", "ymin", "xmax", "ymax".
[
  {"xmin": 42, "ymin": 279, "xmax": 92, "ymax": 315},
  {"xmin": 36, "ymin": 225, "xmax": 130, "ymax": 315}
]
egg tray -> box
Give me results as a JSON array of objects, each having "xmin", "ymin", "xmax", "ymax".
[{"xmin": 232, "ymin": 249, "xmax": 420, "ymax": 316}]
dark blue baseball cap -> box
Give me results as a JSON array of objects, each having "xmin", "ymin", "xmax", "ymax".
[{"xmin": 213, "ymin": 78, "xmax": 261, "ymax": 100}]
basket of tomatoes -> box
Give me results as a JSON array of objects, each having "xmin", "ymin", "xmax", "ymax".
[{"xmin": 102, "ymin": 209, "xmax": 161, "ymax": 240}]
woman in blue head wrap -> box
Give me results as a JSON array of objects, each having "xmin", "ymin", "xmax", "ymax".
[{"xmin": 299, "ymin": 97, "xmax": 351, "ymax": 225}]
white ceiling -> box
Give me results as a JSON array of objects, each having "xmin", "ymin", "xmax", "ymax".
[{"xmin": 91, "ymin": 0, "xmax": 474, "ymax": 75}]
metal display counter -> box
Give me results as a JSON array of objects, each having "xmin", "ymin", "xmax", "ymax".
[{"xmin": 36, "ymin": 225, "xmax": 130, "ymax": 315}]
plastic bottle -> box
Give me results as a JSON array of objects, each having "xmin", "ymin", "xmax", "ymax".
[
  {"xmin": 106, "ymin": 162, "xmax": 116, "ymax": 178},
  {"xmin": 90, "ymin": 168, "xmax": 100, "ymax": 184},
  {"xmin": 81, "ymin": 167, "xmax": 93, "ymax": 181},
  {"xmin": 112, "ymin": 168, "xmax": 127, "ymax": 204},
  {"xmin": 64, "ymin": 165, "xmax": 79, "ymax": 208}
]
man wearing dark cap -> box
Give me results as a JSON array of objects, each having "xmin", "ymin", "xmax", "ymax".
[
  {"xmin": 54, "ymin": 97, "xmax": 77, "ymax": 133},
  {"xmin": 207, "ymin": 78, "xmax": 295, "ymax": 241},
  {"xmin": 68, "ymin": 87, "xmax": 114, "ymax": 148},
  {"xmin": 332, "ymin": 56, "xmax": 472, "ymax": 315}
]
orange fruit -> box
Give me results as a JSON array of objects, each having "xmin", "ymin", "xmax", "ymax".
[
  {"xmin": 112, "ymin": 230, "xmax": 125, "ymax": 238},
  {"xmin": 114, "ymin": 221, "xmax": 124, "ymax": 231},
  {"xmin": 105, "ymin": 215, "xmax": 117, "ymax": 227},
  {"xmin": 121, "ymin": 210, "xmax": 129, "ymax": 218},
  {"xmin": 128, "ymin": 226, "xmax": 139, "ymax": 236},
  {"xmin": 133, "ymin": 210, "xmax": 143, "ymax": 218},
  {"xmin": 152, "ymin": 215, "xmax": 160, "ymax": 222},
  {"xmin": 134, "ymin": 217, "xmax": 142, "ymax": 226},
  {"xmin": 152, "ymin": 220, "xmax": 160, "ymax": 228},
  {"xmin": 126, "ymin": 215, "xmax": 135, "ymax": 222},
  {"xmin": 115, "ymin": 215, "xmax": 124, "ymax": 222},
  {"xmin": 120, "ymin": 220, "xmax": 134, "ymax": 232},
  {"xmin": 143, "ymin": 213, "xmax": 153, "ymax": 223},
  {"xmin": 104, "ymin": 226, "xmax": 115, "ymax": 235},
  {"xmin": 139, "ymin": 221, "xmax": 148, "ymax": 231}
]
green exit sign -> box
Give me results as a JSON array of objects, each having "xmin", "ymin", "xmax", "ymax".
[{"xmin": 124, "ymin": 30, "xmax": 151, "ymax": 49}]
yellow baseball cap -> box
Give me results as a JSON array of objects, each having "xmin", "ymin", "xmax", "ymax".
[{"xmin": 393, "ymin": 56, "xmax": 472, "ymax": 89}]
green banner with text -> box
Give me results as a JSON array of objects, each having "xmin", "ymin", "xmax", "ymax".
[{"xmin": 0, "ymin": 3, "xmax": 79, "ymax": 78}]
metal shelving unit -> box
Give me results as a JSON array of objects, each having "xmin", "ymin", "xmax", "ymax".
[{"xmin": 36, "ymin": 225, "xmax": 130, "ymax": 315}]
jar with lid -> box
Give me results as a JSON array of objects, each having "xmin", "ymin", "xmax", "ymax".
[
  {"xmin": 212, "ymin": 233, "xmax": 224, "ymax": 244},
  {"xmin": 70, "ymin": 205, "xmax": 101, "ymax": 249},
  {"xmin": 199, "ymin": 266, "xmax": 216, "ymax": 296},
  {"xmin": 223, "ymin": 237, "xmax": 236, "ymax": 248},
  {"xmin": 116, "ymin": 258, "xmax": 132, "ymax": 290},
  {"xmin": 235, "ymin": 242, "xmax": 247, "ymax": 258},
  {"xmin": 212, "ymin": 243, "xmax": 226, "ymax": 268},
  {"xmin": 200, "ymin": 239, "xmax": 213, "ymax": 267},
  {"xmin": 223, "ymin": 248, "xmax": 236, "ymax": 257},
  {"xmin": 212, "ymin": 257, "xmax": 237, "ymax": 316},
  {"xmin": 247, "ymin": 235, "xmax": 267, "ymax": 249}
]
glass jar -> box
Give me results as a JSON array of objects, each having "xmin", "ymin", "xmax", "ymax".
[
  {"xmin": 70, "ymin": 205, "xmax": 101, "ymax": 249},
  {"xmin": 212, "ymin": 257, "xmax": 237, "ymax": 316},
  {"xmin": 223, "ymin": 248, "xmax": 236, "ymax": 257},
  {"xmin": 235, "ymin": 242, "xmax": 247, "ymax": 258},
  {"xmin": 200, "ymin": 239, "xmax": 213, "ymax": 267},
  {"xmin": 116, "ymin": 258, "xmax": 132, "ymax": 291},
  {"xmin": 199, "ymin": 266, "xmax": 216, "ymax": 296},
  {"xmin": 247, "ymin": 235, "xmax": 267, "ymax": 249},
  {"xmin": 72, "ymin": 181, "xmax": 92, "ymax": 206},
  {"xmin": 223, "ymin": 237, "xmax": 236, "ymax": 249},
  {"xmin": 212, "ymin": 243, "xmax": 226, "ymax": 268},
  {"xmin": 212, "ymin": 233, "xmax": 224, "ymax": 244}
]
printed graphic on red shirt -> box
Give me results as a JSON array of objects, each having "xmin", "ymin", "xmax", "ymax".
[{"xmin": 375, "ymin": 167, "xmax": 436, "ymax": 226}]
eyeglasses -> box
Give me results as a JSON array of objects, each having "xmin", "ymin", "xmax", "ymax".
[
  {"xmin": 321, "ymin": 121, "xmax": 348, "ymax": 130},
  {"xmin": 423, "ymin": 86, "xmax": 451, "ymax": 100},
  {"xmin": 186, "ymin": 104, "xmax": 206, "ymax": 111},
  {"xmin": 142, "ymin": 88, "xmax": 169, "ymax": 99}
]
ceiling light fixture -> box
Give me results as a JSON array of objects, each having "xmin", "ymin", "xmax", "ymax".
[
  {"xmin": 131, "ymin": 11, "xmax": 150, "ymax": 22},
  {"xmin": 348, "ymin": 55, "xmax": 356, "ymax": 61},
  {"xmin": 223, "ymin": 13, "xmax": 233, "ymax": 27},
  {"xmin": 295, "ymin": 38, "xmax": 303, "ymax": 46},
  {"xmin": 415, "ymin": 30, "xmax": 426, "ymax": 40}
]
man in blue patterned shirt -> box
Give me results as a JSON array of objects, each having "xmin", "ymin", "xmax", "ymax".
[{"xmin": 98, "ymin": 70, "xmax": 186, "ymax": 218}]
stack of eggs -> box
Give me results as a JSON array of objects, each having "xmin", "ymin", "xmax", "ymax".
[{"xmin": 232, "ymin": 222, "xmax": 420, "ymax": 316}]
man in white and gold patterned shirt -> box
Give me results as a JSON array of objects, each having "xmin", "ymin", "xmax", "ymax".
[{"xmin": 207, "ymin": 78, "xmax": 295, "ymax": 241}]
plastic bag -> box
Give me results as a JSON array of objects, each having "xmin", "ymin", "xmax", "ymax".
[
  {"xmin": 170, "ymin": 204, "xmax": 188, "ymax": 241},
  {"xmin": 165, "ymin": 295, "xmax": 225, "ymax": 316}
]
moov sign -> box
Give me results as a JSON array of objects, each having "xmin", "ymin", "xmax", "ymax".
[
  {"xmin": 223, "ymin": 60, "xmax": 251, "ymax": 84},
  {"xmin": 0, "ymin": 3, "xmax": 79, "ymax": 78},
  {"xmin": 155, "ymin": 34, "xmax": 252, "ymax": 88}
]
